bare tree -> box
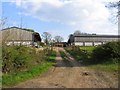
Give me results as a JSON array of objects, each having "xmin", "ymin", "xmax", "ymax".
[
  {"xmin": 54, "ymin": 36, "xmax": 64, "ymax": 42},
  {"xmin": 105, "ymin": 1, "xmax": 120, "ymax": 24},
  {"xmin": 0, "ymin": 17, "xmax": 9, "ymax": 46},
  {"xmin": 42, "ymin": 32, "xmax": 52, "ymax": 45},
  {"xmin": 105, "ymin": 2, "xmax": 119, "ymax": 8},
  {"xmin": 0, "ymin": 17, "xmax": 7, "ymax": 30}
]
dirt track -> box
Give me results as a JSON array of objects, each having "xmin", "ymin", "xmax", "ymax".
[{"xmin": 13, "ymin": 47, "xmax": 118, "ymax": 88}]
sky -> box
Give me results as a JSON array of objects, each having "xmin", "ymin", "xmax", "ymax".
[{"xmin": 1, "ymin": 0, "xmax": 119, "ymax": 41}]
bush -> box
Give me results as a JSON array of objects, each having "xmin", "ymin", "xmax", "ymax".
[
  {"xmin": 2, "ymin": 46, "xmax": 56, "ymax": 86},
  {"xmin": 66, "ymin": 42, "xmax": 120, "ymax": 65},
  {"xmin": 65, "ymin": 46, "xmax": 89, "ymax": 62},
  {"xmin": 92, "ymin": 41, "xmax": 120, "ymax": 63},
  {"xmin": 2, "ymin": 46, "xmax": 44, "ymax": 73}
]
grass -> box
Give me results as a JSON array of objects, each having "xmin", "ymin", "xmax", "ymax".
[
  {"xmin": 59, "ymin": 50, "xmax": 72, "ymax": 67},
  {"xmin": 80, "ymin": 46, "xmax": 118, "ymax": 72},
  {"xmin": 65, "ymin": 47, "xmax": 80, "ymax": 60},
  {"xmin": 46, "ymin": 50, "xmax": 56, "ymax": 62},
  {"xmin": 65, "ymin": 46, "xmax": 118, "ymax": 73},
  {"xmin": 59, "ymin": 50, "xmax": 68, "ymax": 61},
  {"xmin": 87, "ymin": 62, "xmax": 118, "ymax": 72},
  {"xmin": 2, "ymin": 50, "xmax": 56, "ymax": 87},
  {"xmin": 80, "ymin": 46, "xmax": 96, "ymax": 52},
  {"xmin": 2, "ymin": 62, "xmax": 53, "ymax": 86}
]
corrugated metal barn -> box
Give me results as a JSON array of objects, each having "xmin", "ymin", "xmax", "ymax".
[
  {"xmin": 0, "ymin": 27, "xmax": 41, "ymax": 46},
  {"xmin": 68, "ymin": 33, "xmax": 119, "ymax": 46}
]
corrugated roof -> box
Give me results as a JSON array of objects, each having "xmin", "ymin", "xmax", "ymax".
[
  {"xmin": 1, "ymin": 26, "xmax": 35, "ymax": 32},
  {"xmin": 73, "ymin": 34, "xmax": 119, "ymax": 37}
]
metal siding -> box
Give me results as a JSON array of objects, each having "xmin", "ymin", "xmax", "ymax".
[
  {"xmin": 75, "ymin": 42, "xmax": 83, "ymax": 46},
  {"xmin": 1, "ymin": 28, "xmax": 33, "ymax": 41},
  {"xmin": 85, "ymin": 42, "xmax": 93, "ymax": 46},
  {"xmin": 74, "ymin": 36, "xmax": 118, "ymax": 42},
  {"xmin": 94, "ymin": 42, "xmax": 102, "ymax": 46}
]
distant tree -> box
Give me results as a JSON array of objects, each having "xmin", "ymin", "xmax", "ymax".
[
  {"xmin": 74, "ymin": 30, "xmax": 81, "ymax": 35},
  {"xmin": 42, "ymin": 32, "xmax": 52, "ymax": 45},
  {"xmin": 54, "ymin": 36, "xmax": 64, "ymax": 42}
]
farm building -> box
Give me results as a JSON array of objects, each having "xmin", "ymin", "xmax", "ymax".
[
  {"xmin": 53, "ymin": 42, "xmax": 67, "ymax": 47},
  {"xmin": 68, "ymin": 33, "xmax": 119, "ymax": 46},
  {"xmin": 0, "ymin": 27, "xmax": 41, "ymax": 46}
]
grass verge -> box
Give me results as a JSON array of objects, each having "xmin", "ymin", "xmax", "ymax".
[
  {"xmin": 65, "ymin": 46, "xmax": 118, "ymax": 73},
  {"xmin": 59, "ymin": 50, "xmax": 72, "ymax": 67},
  {"xmin": 59, "ymin": 50, "xmax": 68, "ymax": 61},
  {"xmin": 86, "ymin": 62, "xmax": 118, "ymax": 72},
  {"xmin": 2, "ymin": 50, "xmax": 56, "ymax": 87},
  {"xmin": 2, "ymin": 62, "xmax": 53, "ymax": 86}
]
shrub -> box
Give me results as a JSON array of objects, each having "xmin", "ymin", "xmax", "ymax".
[
  {"xmin": 92, "ymin": 41, "xmax": 120, "ymax": 63},
  {"xmin": 2, "ymin": 46, "xmax": 44, "ymax": 73},
  {"xmin": 65, "ymin": 46, "xmax": 89, "ymax": 62}
]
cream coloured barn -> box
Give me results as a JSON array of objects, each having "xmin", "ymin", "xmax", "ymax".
[
  {"xmin": 68, "ymin": 33, "xmax": 119, "ymax": 46},
  {"xmin": 0, "ymin": 27, "xmax": 41, "ymax": 46}
]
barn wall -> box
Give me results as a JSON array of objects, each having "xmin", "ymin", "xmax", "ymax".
[
  {"xmin": 1, "ymin": 28, "xmax": 33, "ymax": 41},
  {"xmin": 94, "ymin": 42, "xmax": 102, "ymax": 46},
  {"xmin": 0, "ymin": 28, "xmax": 36, "ymax": 46},
  {"xmin": 6, "ymin": 41, "xmax": 33, "ymax": 46},
  {"xmin": 74, "ymin": 42, "xmax": 83, "ymax": 46},
  {"xmin": 84, "ymin": 42, "xmax": 93, "ymax": 46},
  {"xmin": 73, "ymin": 36, "xmax": 118, "ymax": 46},
  {"xmin": 74, "ymin": 37, "xmax": 118, "ymax": 42}
]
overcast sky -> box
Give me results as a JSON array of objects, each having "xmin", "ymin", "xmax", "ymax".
[{"xmin": 1, "ymin": 0, "xmax": 119, "ymax": 41}]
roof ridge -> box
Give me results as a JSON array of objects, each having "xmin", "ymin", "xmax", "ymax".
[{"xmin": 1, "ymin": 26, "xmax": 34, "ymax": 32}]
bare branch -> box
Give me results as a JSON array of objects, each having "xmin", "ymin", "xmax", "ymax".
[
  {"xmin": 54, "ymin": 36, "xmax": 64, "ymax": 43},
  {"xmin": 42, "ymin": 32, "xmax": 52, "ymax": 45}
]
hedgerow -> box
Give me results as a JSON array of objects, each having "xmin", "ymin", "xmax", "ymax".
[
  {"xmin": 2, "ymin": 46, "xmax": 45, "ymax": 73},
  {"xmin": 65, "ymin": 41, "xmax": 120, "ymax": 64},
  {"xmin": 92, "ymin": 41, "xmax": 120, "ymax": 63}
]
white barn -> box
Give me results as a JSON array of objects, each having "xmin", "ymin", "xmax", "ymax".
[{"xmin": 68, "ymin": 33, "xmax": 119, "ymax": 46}]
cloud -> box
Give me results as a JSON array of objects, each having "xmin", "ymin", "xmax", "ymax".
[{"xmin": 9, "ymin": 0, "xmax": 118, "ymax": 35}]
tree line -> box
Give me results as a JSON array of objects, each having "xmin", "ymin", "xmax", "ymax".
[{"xmin": 42, "ymin": 32, "xmax": 64, "ymax": 45}]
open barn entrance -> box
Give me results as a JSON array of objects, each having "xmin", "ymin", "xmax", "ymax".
[{"xmin": 53, "ymin": 42, "xmax": 67, "ymax": 47}]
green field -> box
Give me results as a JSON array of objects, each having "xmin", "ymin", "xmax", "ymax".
[{"xmin": 80, "ymin": 46, "xmax": 96, "ymax": 52}]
